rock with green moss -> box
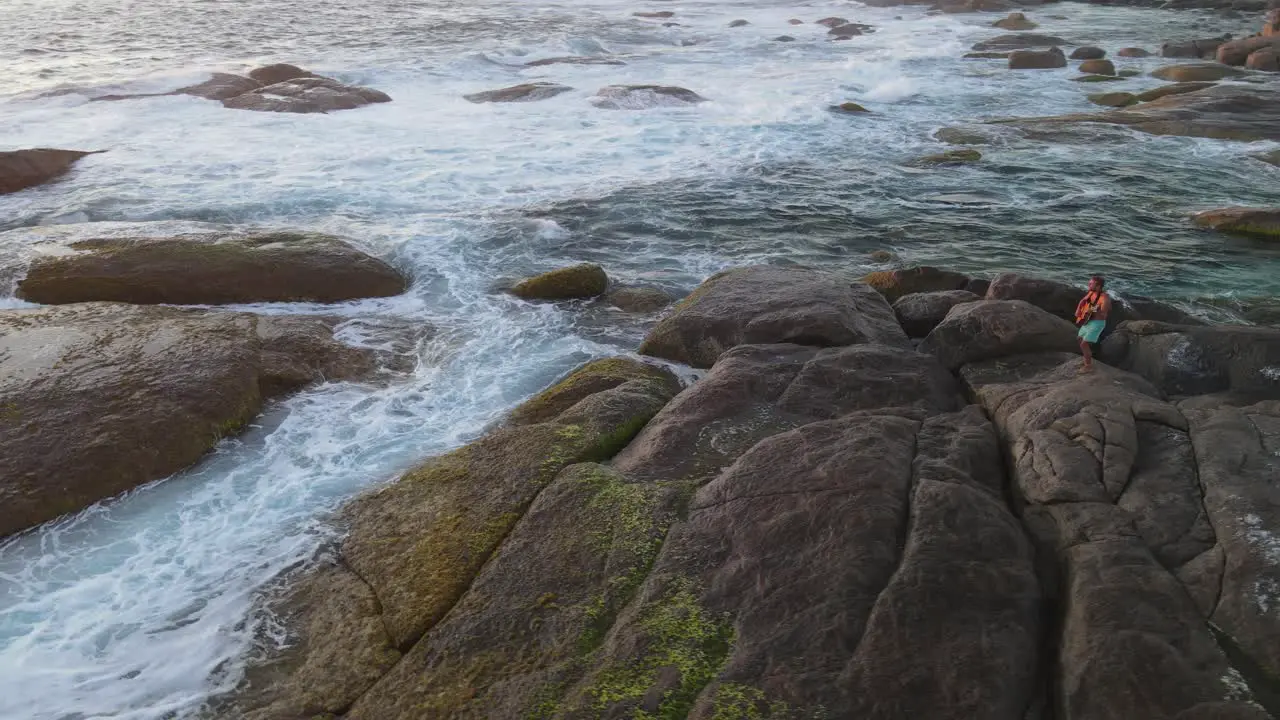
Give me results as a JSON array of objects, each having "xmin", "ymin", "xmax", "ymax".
[
  {"xmin": 0, "ymin": 303, "xmax": 375, "ymax": 539},
  {"xmin": 5, "ymin": 221, "xmax": 407, "ymax": 305},
  {"xmin": 509, "ymin": 357, "xmax": 680, "ymax": 426},
  {"xmin": 861, "ymin": 265, "xmax": 972, "ymax": 302},
  {"xmin": 512, "ymin": 263, "xmax": 610, "ymax": 300},
  {"xmin": 828, "ymin": 101, "xmax": 869, "ymax": 114},
  {"xmin": 638, "ymin": 265, "xmax": 909, "ymax": 368},
  {"xmin": 911, "ymin": 148, "xmax": 982, "ymax": 166},
  {"xmin": 1135, "ymin": 81, "xmax": 1215, "ymax": 102},
  {"xmin": 1191, "ymin": 206, "xmax": 1280, "ymax": 238}
]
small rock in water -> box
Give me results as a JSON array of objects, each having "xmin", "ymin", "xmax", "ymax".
[
  {"xmin": 1191, "ymin": 207, "xmax": 1280, "ymax": 238},
  {"xmin": 1118, "ymin": 69, "xmax": 1140, "ymax": 77},
  {"xmin": 911, "ymin": 149, "xmax": 983, "ymax": 166},
  {"xmin": 591, "ymin": 84, "xmax": 707, "ymax": 109},
  {"xmin": 463, "ymin": 82, "xmax": 573, "ymax": 103},
  {"xmin": 1254, "ymin": 149, "xmax": 1280, "ymax": 167},
  {"xmin": 830, "ymin": 101, "xmax": 870, "ymax": 113},
  {"xmin": 1078, "ymin": 59, "xmax": 1116, "ymax": 75},
  {"xmin": 222, "ymin": 77, "xmax": 391, "ymax": 113},
  {"xmin": 525, "ymin": 56, "xmax": 626, "ymax": 67},
  {"xmin": 815, "ymin": 16, "xmax": 849, "ymax": 27},
  {"xmin": 993, "ymin": 12, "xmax": 1037, "ymax": 31},
  {"xmin": 1071, "ymin": 74, "xmax": 1126, "ymax": 82},
  {"xmin": 773, "ymin": 35, "xmax": 797, "ymax": 42},
  {"xmin": 868, "ymin": 249, "xmax": 898, "ymax": 262},
  {"xmin": 1008, "ymin": 47, "xmax": 1066, "ymax": 69},
  {"xmin": 828, "ymin": 23, "xmax": 873, "ymax": 38},
  {"xmin": 633, "ymin": 11, "xmax": 674, "ymax": 18},
  {"xmin": 788, "ymin": 18, "xmax": 804, "ymax": 24},
  {"xmin": 1070, "ymin": 46, "xmax": 1106, "ymax": 60},
  {"xmin": 972, "ymin": 33, "xmax": 1066, "ymax": 51},
  {"xmin": 965, "ymin": 51, "xmax": 1010, "ymax": 59},
  {"xmin": 604, "ymin": 285, "xmax": 674, "ymax": 313},
  {"xmin": 934, "ymin": 126, "xmax": 1000, "ymax": 145},
  {"xmin": 1088, "ymin": 91, "xmax": 1139, "ymax": 107},
  {"xmin": 1117, "ymin": 47, "xmax": 1152, "ymax": 58},
  {"xmin": 511, "ymin": 263, "xmax": 609, "ymax": 300},
  {"xmin": 729, "ymin": 19, "xmax": 750, "ymax": 27}
]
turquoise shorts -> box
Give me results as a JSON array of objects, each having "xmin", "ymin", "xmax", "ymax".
[{"xmin": 1078, "ymin": 319, "xmax": 1106, "ymax": 343}]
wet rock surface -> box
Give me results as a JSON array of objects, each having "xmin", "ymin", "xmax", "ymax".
[
  {"xmin": 463, "ymin": 82, "xmax": 574, "ymax": 103},
  {"xmin": 8, "ymin": 224, "xmax": 408, "ymax": 305},
  {"xmin": 591, "ymin": 85, "xmax": 707, "ymax": 109},
  {"xmin": 225, "ymin": 266, "xmax": 1280, "ymax": 720},
  {"xmin": 222, "ymin": 76, "xmax": 391, "ymax": 113},
  {"xmin": 0, "ymin": 304, "xmax": 377, "ymax": 539},
  {"xmin": 0, "ymin": 148, "xmax": 101, "ymax": 195}
]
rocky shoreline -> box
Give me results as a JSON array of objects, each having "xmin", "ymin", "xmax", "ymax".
[{"xmin": 212, "ymin": 260, "xmax": 1280, "ymax": 720}]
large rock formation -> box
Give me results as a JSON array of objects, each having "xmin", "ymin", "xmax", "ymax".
[
  {"xmin": 93, "ymin": 64, "xmax": 392, "ymax": 113},
  {"xmin": 0, "ymin": 303, "xmax": 376, "ymax": 539},
  {"xmin": 0, "ymin": 148, "xmax": 101, "ymax": 195},
  {"xmin": 1192, "ymin": 207, "xmax": 1280, "ymax": 238},
  {"xmin": 995, "ymin": 84, "xmax": 1280, "ymax": 142},
  {"xmin": 1216, "ymin": 36, "xmax": 1280, "ymax": 66},
  {"xmin": 5, "ymin": 223, "xmax": 408, "ymax": 305},
  {"xmin": 224, "ymin": 266, "xmax": 1280, "ymax": 720},
  {"xmin": 638, "ymin": 265, "xmax": 909, "ymax": 368}
]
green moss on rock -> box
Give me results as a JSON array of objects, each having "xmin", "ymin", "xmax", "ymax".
[
  {"xmin": 511, "ymin": 263, "xmax": 609, "ymax": 301},
  {"xmin": 508, "ymin": 357, "xmax": 679, "ymax": 427}
]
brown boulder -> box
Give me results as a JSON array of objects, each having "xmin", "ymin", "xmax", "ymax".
[
  {"xmin": 1216, "ymin": 35, "xmax": 1280, "ymax": 66},
  {"xmin": 994, "ymin": 12, "xmax": 1038, "ymax": 30},
  {"xmin": 863, "ymin": 265, "xmax": 970, "ymax": 301},
  {"xmin": 247, "ymin": 63, "xmax": 319, "ymax": 86},
  {"xmin": 1117, "ymin": 47, "xmax": 1152, "ymax": 57},
  {"xmin": 1135, "ymin": 81, "xmax": 1215, "ymax": 102},
  {"xmin": 1009, "ymin": 47, "xmax": 1067, "ymax": 69},
  {"xmin": 830, "ymin": 101, "xmax": 871, "ymax": 113},
  {"xmin": 893, "ymin": 289, "xmax": 982, "ymax": 337},
  {"xmin": 592, "ymin": 85, "xmax": 707, "ymax": 109},
  {"xmin": 604, "ymin": 285, "xmax": 674, "ymax": 313},
  {"xmin": 639, "ymin": 265, "xmax": 909, "ymax": 368},
  {"xmin": 0, "ymin": 304, "xmax": 376, "ymax": 538},
  {"xmin": 463, "ymin": 82, "xmax": 573, "ymax": 103},
  {"xmin": 510, "ymin": 263, "xmax": 609, "ymax": 300},
  {"xmin": 1161, "ymin": 35, "xmax": 1231, "ymax": 59},
  {"xmin": 815, "ymin": 16, "xmax": 849, "ymax": 27},
  {"xmin": 222, "ymin": 77, "xmax": 391, "ymax": 113},
  {"xmin": 0, "ymin": 148, "xmax": 100, "ymax": 195},
  {"xmin": 174, "ymin": 72, "xmax": 263, "ymax": 101},
  {"xmin": 973, "ymin": 33, "xmax": 1067, "ymax": 50},
  {"xmin": 1089, "ymin": 91, "xmax": 1138, "ymax": 107},
  {"xmin": 9, "ymin": 223, "xmax": 408, "ymax": 305},
  {"xmin": 1151, "ymin": 62, "xmax": 1247, "ymax": 82},
  {"xmin": 920, "ymin": 300, "xmax": 1079, "ymax": 370},
  {"xmin": 1078, "ymin": 58, "xmax": 1116, "ymax": 75},
  {"xmin": 1192, "ymin": 206, "xmax": 1280, "ymax": 238},
  {"xmin": 1101, "ymin": 320, "xmax": 1280, "ymax": 397},
  {"xmin": 1247, "ymin": 47, "xmax": 1279, "ymax": 71},
  {"xmin": 1070, "ymin": 46, "xmax": 1106, "ymax": 60}
]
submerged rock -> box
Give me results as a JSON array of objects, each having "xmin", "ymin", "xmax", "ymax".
[
  {"xmin": 632, "ymin": 10, "xmax": 674, "ymax": 18},
  {"xmin": 222, "ymin": 76, "xmax": 391, "ymax": 113},
  {"xmin": 591, "ymin": 84, "xmax": 707, "ymax": 109},
  {"xmin": 0, "ymin": 148, "xmax": 100, "ymax": 195},
  {"xmin": 463, "ymin": 82, "xmax": 573, "ymax": 103},
  {"xmin": 1191, "ymin": 206, "xmax": 1280, "ymax": 238},
  {"xmin": 728, "ymin": 19, "xmax": 750, "ymax": 27},
  {"xmin": 1135, "ymin": 81, "xmax": 1215, "ymax": 101},
  {"xmin": 1071, "ymin": 74, "xmax": 1125, "ymax": 82},
  {"xmin": 1078, "ymin": 58, "xmax": 1116, "ymax": 75},
  {"xmin": 993, "ymin": 12, "xmax": 1037, "ymax": 31},
  {"xmin": 525, "ymin": 56, "xmax": 626, "ymax": 66},
  {"xmin": 0, "ymin": 304, "xmax": 376, "ymax": 538},
  {"xmin": 1009, "ymin": 47, "xmax": 1067, "ymax": 69},
  {"xmin": 604, "ymin": 285, "xmax": 674, "ymax": 313},
  {"xmin": 788, "ymin": 18, "xmax": 804, "ymax": 24},
  {"xmin": 9, "ymin": 224, "xmax": 408, "ymax": 305},
  {"xmin": 1151, "ymin": 62, "xmax": 1247, "ymax": 82},
  {"xmin": 1117, "ymin": 47, "xmax": 1152, "ymax": 58},
  {"xmin": 965, "ymin": 51, "xmax": 1010, "ymax": 59},
  {"xmin": 830, "ymin": 101, "xmax": 870, "ymax": 113},
  {"xmin": 773, "ymin": 35, "xmax": 797, "ymax": 42},
  {"xmin": 934, "ymin": 125, "xmax": 1005, "ymax": 144},
  {"xmin": 973, "ymin": 33, "xmax": 1067, "ymax": 51},
  {"xmin": 511, "ymin": 263, "xmax": 609, "ymax": 300},
  {"xmin": 1256, "ymin": 148, "xmax": 1280, "ymax": 167},
  {"xmin": 912, "ymin": 148, "xmax": 982, "ymax": 165},
  {"xmin": 1070, "ymin": 46, "xmax": 1106, "ymax": 60},
  {"xmin": 1089, "ymin": 91, "xmax": 1138, "ymax": 107},
  {"xmin": 639, "ymin": 265, "xmax": 909, "ymax": 368},
  {"xmin": 995, "ymin": 84, "xmax": 1280, "ymax": 142}
]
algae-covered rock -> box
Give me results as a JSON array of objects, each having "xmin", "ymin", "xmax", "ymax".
[
  {"xmin": 639, "ymin": 265, "xmax": 909, "ymax": 368},
  {"xmin": 993, "ymin": 12, "xmax": 1037, "ymax": 31},
  {"xmin": 511, "ymin": 263, "xmax": 609, "ymax": 300},
  {"xmin": 0, "ymin": 304, "xmax": 375, "ymax": 538},
  {"xmin": 506, "ymin": 357, "xmax": 680, "ymax": 427},
  {"xmin": 1079, "ymin": 58, "xmax": 1116, "ymax": 75},
  {"xmin": 830, "ymin": 101, "xmax": 870, "ymax": 113},
  {"xmin": 863, "ymin": 265, "xmax": 970, "ymax": 302},
  {"xmin": 604, "ymin": 285, "xmax": 675, "ymax": 313},
  {"xmin": 1089, "ymin": 91, "xmax": 1138, "ymax": 108},
  {"xmin": 1191, "ymin": 206, "xmax": 1280, "ymax": 238},
  {"xmin": 1151, "ymin": 63, "xmax": 1246, "ymax": 82},
  {"xmin": 9, "ymin": 222, "xmax": 408, "ymax": 305}
]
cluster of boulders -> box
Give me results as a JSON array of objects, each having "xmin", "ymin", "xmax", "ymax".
[
  {"xmin": 223, "ymin": 262, "xmax": 1280, "ymax": 720},
  {"xmin": 92, "ymin": 63, "xmax": 391, "ymax": 114},
  {"xmin": 0, "ymin": 222, "xmax": 412, "ymax": 539},
  {"xmin": 1213, "ymin": 10, "xmax": 1280, "ymax": 70}
]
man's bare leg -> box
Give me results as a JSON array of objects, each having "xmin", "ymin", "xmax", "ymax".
[{"xmin": 1079, "ymin": 338, "xmax": 1093, "ymax": 372}]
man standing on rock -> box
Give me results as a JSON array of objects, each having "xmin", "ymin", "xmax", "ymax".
[{"xmin": 1074, "ymin": 275, "xmax": 1111, "ymax": 372}]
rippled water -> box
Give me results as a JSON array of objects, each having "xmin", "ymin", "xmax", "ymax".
[{"xmin": 1, "ymin": 0, "xmax": 1278, "ymax": 717}]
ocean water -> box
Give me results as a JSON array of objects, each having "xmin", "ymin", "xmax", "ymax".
[{"xmin": 1, "ymin": 0, "xmax": 1278, "ymax": 717}]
